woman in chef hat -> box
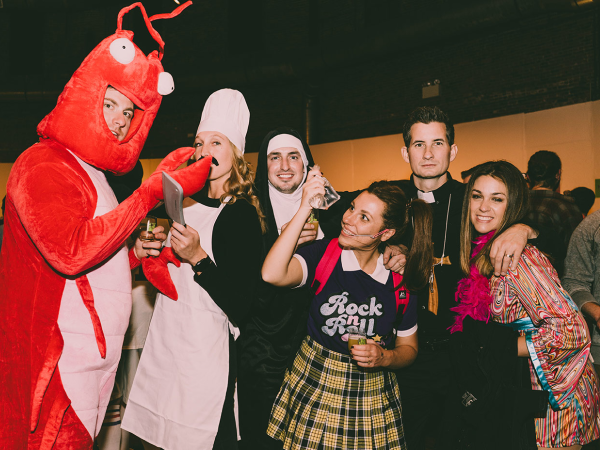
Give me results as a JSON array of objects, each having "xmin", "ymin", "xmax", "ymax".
[{"xmin": 123, "ymin": 89, "xmax": 265, "ymax": 450}]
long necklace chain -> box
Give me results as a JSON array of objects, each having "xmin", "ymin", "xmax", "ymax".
[
  {"xmin": 439, "ymin": 193, "xmax": 451, "ymax": 264},
  {"xmin": 429, "ymin": 193, "xmax": 452, "ymax": 291}
]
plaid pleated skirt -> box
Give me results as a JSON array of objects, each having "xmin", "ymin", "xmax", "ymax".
[{"xmin": 267, "ymin": 336, "xmax": 406, "ymax": 450}]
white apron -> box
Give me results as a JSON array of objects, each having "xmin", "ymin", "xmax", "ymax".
[
  {"xmin": 57, "ymin": 152, "xmax": 132, "ymax": 439},
  {"xmin": 123, "ymin": 199, "xmax": 239, "ymax": 450}
]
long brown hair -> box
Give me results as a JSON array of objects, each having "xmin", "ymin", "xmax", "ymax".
[
  {"xmin": 366, "ymin": 181, "xmax": 433, "ymax": 291},
  {"xmin": 459, "ymin": 161, "xmax": 529, "ymax": 277},
  {"xmin": 219, "ymin": 143, "xmax": 267, "ymax": 234}
]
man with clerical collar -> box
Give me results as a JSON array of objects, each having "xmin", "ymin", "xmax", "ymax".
[{"xmin": 392, "ymin": 106, "xmax": 537, "ymax": 450}]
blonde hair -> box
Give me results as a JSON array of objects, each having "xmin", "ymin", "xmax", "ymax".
[{"xmin": 219, "ymin": 143, "xmax": 267, "ymax": 234}]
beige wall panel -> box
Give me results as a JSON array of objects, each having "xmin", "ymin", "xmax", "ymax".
[
  {"xmin": 310, "ymin": 140, "xmax": 356, "ymax": 191},
  {"xmin": 524, "ymin": 102, "xmax": 592, "ymax": 148},
  {"xmin": 349, "ymin": 134, "xmax": 408, "ymax": 189},
  {"xmin": 453, "ymin": 114, "xmax": 526, "ymax": 178},
  {"xmin": 245, "ymin": 152, "xmax": 258, "ymax": 172},
  {"xmin": 0, "ymin": 163, "xmax": 13, "ymax": 207}
]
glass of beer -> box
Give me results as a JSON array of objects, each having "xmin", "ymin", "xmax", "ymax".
[
  {"xmin": 347, "ymin": 326, "xmax": 367, "ymax": 352},
  {"xmin": 138, "ymin": 215, "xmax": 157, "ymax": 242}
]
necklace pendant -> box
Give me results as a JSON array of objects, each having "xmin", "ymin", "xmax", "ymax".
[{"xmin": 429, "ymin": 269, "xmax": 435, "ymax": 292}]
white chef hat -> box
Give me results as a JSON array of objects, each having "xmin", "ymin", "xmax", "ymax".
[
  {"xmin": 266, "ymin": 134, "xmax": 309, "ymax": 169},
  {"xmin": 196, "ymin": 89, "xmax": 250, "ymax": 153}
]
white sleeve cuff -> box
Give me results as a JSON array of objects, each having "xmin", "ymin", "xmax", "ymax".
[
  {"xmin": 396, "ymin": 324, "xmax": 418, "ymax": 337},
  {"xmin": 293, "ymin": 254, "xmax": 309, "ymax": 288}
]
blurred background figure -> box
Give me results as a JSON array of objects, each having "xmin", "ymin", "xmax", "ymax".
[
  {"xmin": 525, "ymin": 150, "xmax": 582, "ymax": 278},
  {"xmin": 461, "ymin": 163, "xmax": 486, "ymax": 184},
  {"xmin": 563, "ymin": 209, "xmax": 600, "ymax": 378},
  {"xmin": 564, "ymin": 187, "xmax": 596, "ymax": 218}
]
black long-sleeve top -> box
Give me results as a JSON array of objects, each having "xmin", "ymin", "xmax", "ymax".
[{"xmin": 193, "ymin": 195, "xmax": 263, "ymax": 327}]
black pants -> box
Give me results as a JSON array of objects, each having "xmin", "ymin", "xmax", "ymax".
[
  {"xmin": 213, "ymin": 332, "xmax": 238, "ymax": 450},
  {"xmin": 395, "ymin": 348, "xmax": 452, "ymax": 450}
]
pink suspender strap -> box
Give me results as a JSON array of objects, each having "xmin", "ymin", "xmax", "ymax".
[
  {"xmin": 311, "ymin": 239, "xmax": 410, "ymax": 315},
  {"xmin": 311, "ymin": 239, "xmax": 342, "ymax": 295}
]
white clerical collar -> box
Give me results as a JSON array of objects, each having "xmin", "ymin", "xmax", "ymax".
[
  {"xmin": 417, "ymin": 190, "xmax": 435, "ymax": 203},
  {"xmin": 341, "ymin": 250, "xmax": 389, "ymax": 284}
]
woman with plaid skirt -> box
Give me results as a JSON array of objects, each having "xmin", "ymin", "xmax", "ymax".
[{"xmin": 262, "ymin": 168, "xmax": 433, "ymax": 450}]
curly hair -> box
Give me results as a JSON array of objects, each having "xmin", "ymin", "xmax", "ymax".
[{"xmin": 219, "ymin": 143, "xmax": 267, "ymax": 234}]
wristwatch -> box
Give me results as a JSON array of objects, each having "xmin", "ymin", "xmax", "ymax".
[{"xmin": 192, "ymin": 256, "xmax": 214, "ymax": 274}]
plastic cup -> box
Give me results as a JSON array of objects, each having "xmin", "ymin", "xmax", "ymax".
[
  {"xmin": 347, "ymin": 326, "xmax": 367, "ymax": 352},
  {"xmin": 138, "ymin": 216, "xmax": 157, "ymax": 242}
]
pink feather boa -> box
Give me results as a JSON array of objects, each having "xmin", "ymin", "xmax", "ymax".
[{"xmin": 448, "ymin": 231, "xmax": 495, "ymax": 334}]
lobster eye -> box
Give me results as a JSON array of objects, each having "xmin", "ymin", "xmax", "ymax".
[
  {"xmin": 109, "ymin": 38, "xmax": 135, "ymax": 65},
  {"xmin": 157, "ymin": 72, "xmax": 175, "ymax": 96}
]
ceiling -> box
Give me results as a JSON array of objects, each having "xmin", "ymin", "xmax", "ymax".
[{"xmin": 0, "ymin": 0, "xmax": 597, "ymax": 161}]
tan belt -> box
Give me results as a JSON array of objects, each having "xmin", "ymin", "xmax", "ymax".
[{"xmin": 428, "ymin": 255, "xmax": 452, "ymax": 315}]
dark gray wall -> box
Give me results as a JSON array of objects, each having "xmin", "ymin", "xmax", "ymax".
[{"xmin": 0, "ymin": 0, "xmax": 597, "ymax": 161}]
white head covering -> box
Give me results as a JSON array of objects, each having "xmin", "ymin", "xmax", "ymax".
[
  {"xmin": 266, "ymin": 133, "xmax": 323, "ymax": 239},
  {"xmin": 196, "ymin": 89, "xmax": 250, "ymax": 153},
  {"xmin": 267, "ymin": 134, "xmax": 309, "ymax": 168}
]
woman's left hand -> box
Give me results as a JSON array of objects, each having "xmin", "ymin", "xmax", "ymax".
[
  {"xmin": 170, "ymin": 221, "xmax": 208, "ymax": 265},
  {"xmin": 350, "ymin": 339, "xmax": 386, "ymax": 368}
]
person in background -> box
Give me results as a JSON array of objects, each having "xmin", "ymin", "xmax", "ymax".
[
  {"xmin": 263, "ymin": 171, "xmax": 433, "ymax": 450},
  {"xmin": 122, "ymin": 89, "xmax": 264, "ymax": 450},
  {"xmin": 456, "ymin": 160, "xmax": 600, "ymax": 449},
  {"xmin": 563, "ymin": 210, "xmax": 600, "ymax": 380},
  {"xmin": 525, "ymin": 150, "xmax": 582, "ymax": 277},
  {"xmin": 460, "ymin": 162, "xmax": 486, "ymax": 184},
  {"xmin": 564, "ymin": 187, "xmax": 596, "ymax": 218}
]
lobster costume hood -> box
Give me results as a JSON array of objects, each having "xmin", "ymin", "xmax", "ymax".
[{"xmin": 0, "ymin": 2, "xmax": 212, "ymax": 448}]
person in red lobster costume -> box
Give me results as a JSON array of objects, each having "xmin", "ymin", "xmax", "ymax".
[{"xmin": 0, "ymin": 2, "xmax": 210, "ymax": 448}]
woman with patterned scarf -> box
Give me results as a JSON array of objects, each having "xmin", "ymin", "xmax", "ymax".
[{"xmin": 450, "ymin": 160, "xmax": 600, "ymax": 450}]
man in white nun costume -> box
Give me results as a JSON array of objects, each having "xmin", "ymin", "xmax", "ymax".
[{"xmin": 238, "ymin": 128, "xmax": 322, "ymax": 450}]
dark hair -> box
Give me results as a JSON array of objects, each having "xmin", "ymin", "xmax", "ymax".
[
  {"xmin": 460, "ymin": 161, "xmax": 529, "ymax": 277},
  {"xmin": 526, "ymin": 150, "xmax": 561, "ymax": 191},
  {"xmin": 366, "ymin": 181, "xmax": 433, "ymax": 290},
  {"xmin": 403, "ymin": 106, "xmax": 455, "ymax": 147},
  {"xmin": 461, "ymin": 163, "xmax": 486, "ymax": 182},
  {"xmin": 568, "ymin": 187, "xmax": 596, "ymax": 216}
]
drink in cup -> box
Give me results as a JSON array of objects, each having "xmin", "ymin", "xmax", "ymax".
[
  {"xmin": 139, "ymin": 216, "xmax": 157, "ymax": 242},
  {"xmin": 347, "ymin": 326, "xmax": 367, "ymax": 352},
  {"xmin": 306, "ymin": 209, "xmax": 319, "ymax": 231}
]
